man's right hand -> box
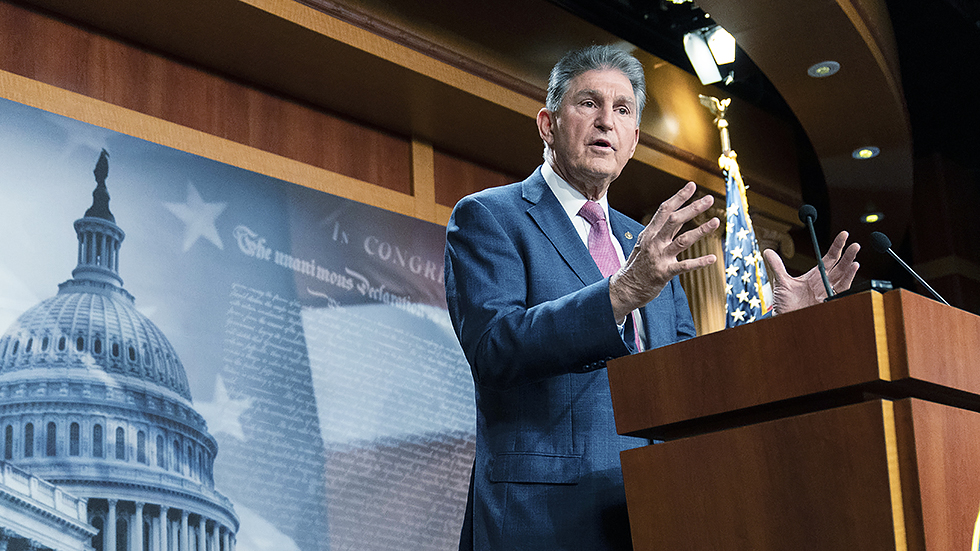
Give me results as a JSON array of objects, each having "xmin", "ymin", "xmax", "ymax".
[{"xmin": 609, "ymin": 181, "xmax": 720, "ymax": 321}]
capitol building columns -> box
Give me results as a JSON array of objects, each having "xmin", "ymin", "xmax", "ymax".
[
  {"xmin": 210, "ymin": 525, "xmax": 218, "ymax": 551},
  {"xmin": 85, "ymin": 499, "xmax": 236, "ymax": 551},
  {"xmin": 132, "ymin": 503, "xmax": 144, "ymax": 551},
  {"xmin": 105, "ymin": 500, "xmax": 117, "ymax": 551},
  {"xmin": 158, "ymin": 506, "xmax": 169, "ymax": 551},
  {"xmin": 197, "ymin": 516, "xmax": 205, "ymax": 551},
  {"xmin": 180, "ymin": 511, "xmax": 189, "ymax": 551}
]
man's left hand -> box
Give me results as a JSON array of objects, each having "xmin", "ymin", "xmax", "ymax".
[{"xmin": 763, "ymin": 231, "xmax": 860, "ymax": 314}]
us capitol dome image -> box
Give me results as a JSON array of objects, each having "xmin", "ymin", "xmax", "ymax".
[{"xmin": 0, "ymin": 150, "xmax": 238, "ymax": 551}]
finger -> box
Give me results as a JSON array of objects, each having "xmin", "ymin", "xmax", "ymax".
[
  {"xmin": 645, "ymin": 182, "xmax": 699, "ymax": 235},
  {"xmin": 829, "ymin": 243, "xmax": 861, "ymax": 290},
  {"xmin": 665, "ymin": 216, "xmax": 719, "ymax": 257},
  {"xmin": 667, "ymin": 194, "xmax": 715, "ymax": 240},
  {"xmin": 840, "ymin": 241, "xmax": 860, "ymax": 264},
  {"xmin": 673, "ymin": 254, "xmax": 717, "ymax": 276},
  {"xmin": 649, "ymin": 194, "xmax": 714, "ymax": 249},
  {"xmin": 821, "ymin": 231, "xmax": 849, "ymax": 267},
  {"xmin": 763, "ymin": 249, "xmax": 791, "ymax": 287},
  {"xmin": 827, "ymin": 242, "xmax": 860, "ymax": 277},
  {"xmin": 831, "ymin": 260, "xmax": 860, "ymax": 292}
]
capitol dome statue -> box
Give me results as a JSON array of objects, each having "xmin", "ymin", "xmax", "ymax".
[{"xmin": 0, "ymin": 150, "xmax": 238, "ymax": 551}]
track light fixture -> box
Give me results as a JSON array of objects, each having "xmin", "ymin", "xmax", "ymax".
[{"xmin": 683, "ymin": 25, "xmax": 736, "ymax": 85}]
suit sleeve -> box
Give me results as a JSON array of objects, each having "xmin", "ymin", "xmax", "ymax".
[
  {"xmin": 445, "ymin": 195, "xmax": 635, "ymax": 390},
  {"xmin": 669, "ymin": 276, "xmax": 698, "ymax": 341}
]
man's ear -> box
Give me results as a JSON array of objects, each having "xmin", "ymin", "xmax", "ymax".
[
  {"xmin": 536, "ymin": 108, "xmax": 555, "ymax": 145},
  {"xmin": 627, "ymin": 126, "xmax": 639, "ymax": 159}
]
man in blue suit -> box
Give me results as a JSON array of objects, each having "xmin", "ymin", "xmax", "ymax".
[{"xmin": 445, "ymin": 45, "xmax": 859, "ymax": 550}]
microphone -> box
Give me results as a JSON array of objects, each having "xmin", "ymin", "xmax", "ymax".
[
  {"xmin": 870, "ymin": 231, "xmax": 950, "ymax": 306},
  {"xmin": 798, "ymin": 204, "xmax": 834, "ymax": 299}
]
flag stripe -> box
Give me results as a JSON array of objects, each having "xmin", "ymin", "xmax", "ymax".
[{"xmin": 723, "ymin": 153, "xmax": 770, "ymax": 328}]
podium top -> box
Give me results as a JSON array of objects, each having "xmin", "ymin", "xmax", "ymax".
[{"xmin": 607, "ymin": 289, "xmax": 980, "ymax": 439}]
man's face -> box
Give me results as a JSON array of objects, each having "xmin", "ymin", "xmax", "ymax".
[{"xmin": 538, "ymin": 68, "xmax": 640, "ymax": 198}]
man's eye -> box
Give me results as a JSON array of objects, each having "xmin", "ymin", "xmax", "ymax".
[{"xmin": 617, "ymin": 107, "xmax": 630, "ymax": 115}]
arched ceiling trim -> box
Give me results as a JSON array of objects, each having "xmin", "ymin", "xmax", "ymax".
[{"xmin": 697, "ymin": 0, "xmax": 913, "ymax": 251}]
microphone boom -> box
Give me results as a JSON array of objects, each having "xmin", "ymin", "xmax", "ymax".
[
  {"xmin": 870, "ymin": 231, "xmax": 950, "ymax": 306},
  {"xmin": 799, "ymin": 204, "xmax": 835, "ymax": 300}
]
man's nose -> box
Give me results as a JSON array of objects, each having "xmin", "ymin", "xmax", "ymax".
[{"xmin": 594, "ymin": 107, "xmax": 614, "ymax": 130}]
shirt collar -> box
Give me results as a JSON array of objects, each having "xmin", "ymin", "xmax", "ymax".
[{"xmin": 541, "ymin": 162, "xmax": 611, "ymax": 224}]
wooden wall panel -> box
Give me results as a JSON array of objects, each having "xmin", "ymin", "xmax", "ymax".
[
  {"xmin": 433, "ymin": 149, "xmax": 519, "ymax": 208},
  {"xmin": 0, "ymin": 0, "xmax": 412, "ymax": 195}
]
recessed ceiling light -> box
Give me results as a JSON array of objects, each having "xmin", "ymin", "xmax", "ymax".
[
  {"xmin": 807, "ymin": 61, "xmax": 840, "ymax": 78},
  {"xmin": 852, "ymin": 146, "xmax": 880, "ymax": 159}
]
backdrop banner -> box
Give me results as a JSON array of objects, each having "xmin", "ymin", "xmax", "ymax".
[{"xmin": 0, "ymin": 96, "xmax": 475, "ymax": 550}]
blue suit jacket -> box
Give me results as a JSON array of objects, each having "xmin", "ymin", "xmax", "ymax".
[{"xmin": 445, "ymin": 167, "xmax": 696, "ymax": 550}]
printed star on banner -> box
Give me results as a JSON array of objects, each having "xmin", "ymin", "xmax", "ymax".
[
  {"xmin": 195, "ymin": 375, "xmax": 253, "ymax": 441},
  {"xmin": 165, "ymin": 181, "xmax": 227, "ymax": 251}
]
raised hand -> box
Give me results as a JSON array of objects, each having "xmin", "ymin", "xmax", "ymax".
[
  {"xmin": 609, "ymin": 182, "xmax": 720, "ymax": 320},
  {"xmin": 763, "ymin": 231, "xmax": 860, "ymax": 314}
]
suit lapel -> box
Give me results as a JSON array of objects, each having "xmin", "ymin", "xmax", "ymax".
[
  {"xmin": 522, "ymin": 171, "xmax": 663, "ymax": 346},
  {"xmin": 522, "ymin": 171, "xmax": 601, "ymax": 285}
]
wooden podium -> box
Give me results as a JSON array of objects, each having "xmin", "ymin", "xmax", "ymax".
[{"xmin": 606, "ymin": 289, "xmax": 980, "ymax": 550}]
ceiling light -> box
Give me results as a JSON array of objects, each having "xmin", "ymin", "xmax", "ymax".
[
  {"xmin": 684, "ymin": 31, "xmax": 722, "ymax": 85},
  {"xmin": 683, "ymin": 26, "xmax": 736, "ymax": 85},
  {"xmin": 705, "ymin": 27, "xmax": 736, "ymax": 65},
  {"xmin": 861, "ymin": 202, "xmax": 884, "ymax": 223},
  {"xmin": 807, "ymin": 61, "xmax": 840, "ymax": 78},
  {"xmin": 852, "ymin": 146, "xmax": 880, "ymax": 159}
]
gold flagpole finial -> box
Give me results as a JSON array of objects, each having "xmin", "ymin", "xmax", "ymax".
[{"xmin": 698, "ymin": 94, "xmax": 732, "ymax": 154}]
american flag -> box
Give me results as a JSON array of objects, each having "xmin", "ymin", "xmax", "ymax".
[{"xmin": 722, "ymin": 152, "xmax": 771, "ymax": 327}]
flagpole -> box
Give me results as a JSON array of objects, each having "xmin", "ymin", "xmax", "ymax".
[{"xmin": 700, "ymin": 95, "xmax": 773, "ymax": 327}]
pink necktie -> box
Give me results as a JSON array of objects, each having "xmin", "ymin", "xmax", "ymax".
[
  {"xmin": 578, "ymin": 201, "xmax": 642, "ymax": 351},
  {"xmin": 578, "ymin": 201, "xmax": 620, "ymax": 277}
]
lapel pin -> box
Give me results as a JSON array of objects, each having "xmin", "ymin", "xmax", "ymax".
[{"xmin": 625, "ymin": 231, "xmax": 633, "ymax": 240}]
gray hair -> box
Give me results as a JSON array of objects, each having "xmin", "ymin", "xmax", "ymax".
[{"xmin": 545, "ymin": 45, "xmax": 647, "ymax": 126}]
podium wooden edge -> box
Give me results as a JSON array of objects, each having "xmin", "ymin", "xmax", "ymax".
[{"xmin": 608, "ymin": 289, "xmax": 980, "ymax": 441}]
